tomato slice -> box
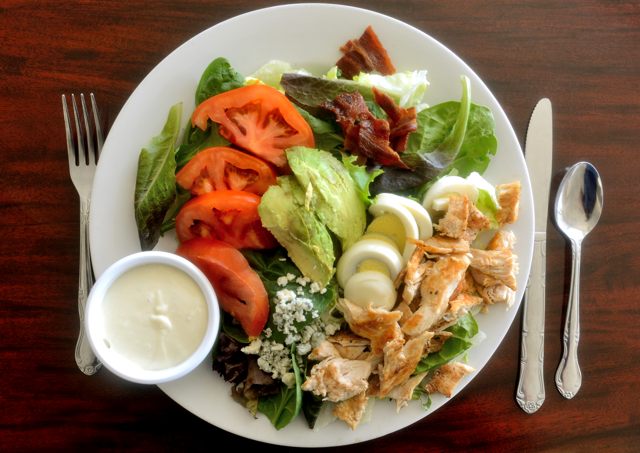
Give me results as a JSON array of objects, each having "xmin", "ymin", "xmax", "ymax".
[
  {"xmin": 176, "ymin": 146, "xmax": 276, "ymax": 196},
  {"xmin": 176, "ymin": 190, "xmax": 277, "ymax": 249},
  {"xmin": 177, "ymin": 237, "xmax": 268, "ymax": 337},
  {"xmin": 192, "ymin": 84, "xmax": 315, "ymax": 168}
]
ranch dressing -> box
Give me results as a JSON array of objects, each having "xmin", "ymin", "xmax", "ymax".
[{"xmin": 101, "ymin": 263, "xmax": 208, "ymax": 370}]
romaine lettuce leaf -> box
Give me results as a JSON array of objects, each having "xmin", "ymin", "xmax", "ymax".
[{"xmin": 134, "ymin": 103, "xmax": 182, "ymax": 250}]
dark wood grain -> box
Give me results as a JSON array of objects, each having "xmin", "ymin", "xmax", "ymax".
[{"xmin": 1, "ymin": 0, "xmax": 639, "ymax": 451}]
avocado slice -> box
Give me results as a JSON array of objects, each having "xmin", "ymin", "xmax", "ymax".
[
  {"xmin": 287, "ymin": 147, "xmax": 366, "ymax": 251},
  {"xmin": 258, "ymin": 176, "xmax": 335, "ymax": 286}
]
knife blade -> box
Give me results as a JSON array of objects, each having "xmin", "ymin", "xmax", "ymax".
[{"xmin": 516, "ymin": 98, "xmax": 552, "ymax": 414}]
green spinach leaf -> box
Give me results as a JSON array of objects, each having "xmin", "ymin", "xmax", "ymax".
[
  {"xmin": 296, "ymin": 108, "xmax": 344, "ymax": 153},
  {"xmin": 220, "ymin": 312, "xmax": 250, "ymax": 344},
  {"xmin": 134, "ymin": 103, "xmax": 182, "ymax": 250},
  {"xmin": 175, "ymin": 125, "xmax": 229, "ymax": 169},
  {"xmin": 257, "ymin": 346, "xmax": 303, "ymax": 429},
  {"xmin": 302, "ymin": 390, "xmax": 324, "ymax": 429},
  {"xmin": 414, "ymin": 312, "xmax": 478, "ymax": 375},
  {"xmin": 195, "ymin": 57, "xmax": 244, "ymax": 105}
]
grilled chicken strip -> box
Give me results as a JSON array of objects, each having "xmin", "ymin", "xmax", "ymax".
[
  {"xmin": 379, "ymin": 331, "xmax": 433, "ymax": 396},
  {"xmin": 434, "ymin": 194, "xmax": 470, "ymax": 239},
  {"xmin": 402, "ymin": 254, "xmax": 471, "ymax": 336},
  {"xmin": 333, "ymin": 391, "xmax": 369, "ymax": 430},
  {"xmin": 496, "ymin": 181, "xmax": 521, "ymax": 226},
  {"xmin": 302, "ymin": 357, "xmax": 373, "ymax": 402},
  {"xmin": 401, "ymin": 247, "xmax": 433, "ymax": 305},
  {"xmin": 337, "ymin": 299, "xmax": 403, "ymax": 355},
  {"xmin": 470, "ymin": 248, "xmax": 518, "ymax": 291},
  {"xmin": 425, "ymin": 362, "xmax": 475, "ymax": 397},
  {"xmin": 387, "ymin": 372, "xmax": 428, "ymax": 411},
  {"xmin": 412, "ymin": 236, "xmax": 471, "ymax": 255}
]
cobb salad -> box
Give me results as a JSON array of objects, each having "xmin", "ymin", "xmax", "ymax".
[{"xmin": 133, "ymin": 26, "xmax": 520, "ymax": 431}]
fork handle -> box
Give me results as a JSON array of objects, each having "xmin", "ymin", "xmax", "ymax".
[{"xmin": 75, "ymin": 197, "xmax": 101, "ymax": 375}]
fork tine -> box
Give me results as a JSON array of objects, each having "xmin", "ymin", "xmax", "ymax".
[
  {"xmin": 71, "ymin": 94, "xmax": 87, "ymax": 165},
  {"xmin": 79, "ymin": 93, "xmax": 95, "ymax": 165},
  {"xmin": 90, "ymin": 93, "xmax": 104, "ymax": 158},
  {"xmin": 62, "ymin": 94, "xmax": 78, "ymax": 167}
]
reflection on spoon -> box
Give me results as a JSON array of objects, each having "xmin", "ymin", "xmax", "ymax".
[{"xmin": 554, "ymin": 162, "xmax": 603, "ymax": 399}]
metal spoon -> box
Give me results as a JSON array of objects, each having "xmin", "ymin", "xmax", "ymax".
[{"xmin": 554, "ymin": 162, "xmax": 603, "ymax": 398}]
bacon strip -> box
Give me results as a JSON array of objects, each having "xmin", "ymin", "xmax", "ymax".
[
  {"xmin": 373, "ymin": 88, "xmax": 417, "ymax": 152},
  {"xmin": 336, "ymin": 26, "xmax": 397, "ymax": 79},
  {"xmin": 323, "ymin": 92, "xmax": 408, "ymax": 168}
]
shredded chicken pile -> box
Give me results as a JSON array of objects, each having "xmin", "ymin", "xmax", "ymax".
[{"xmin": 302, "ymin": 182, "xmax": 521, "ymax": 429}]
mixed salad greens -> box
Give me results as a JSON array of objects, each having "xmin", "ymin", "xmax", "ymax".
[{"xmin": 133, "ymin": 27, "xmax": 505, "ymax": 431}]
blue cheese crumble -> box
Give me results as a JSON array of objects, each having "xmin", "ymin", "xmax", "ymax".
[{"xmin": 241, "ymin": 276, "xmax": 339, "ymax": 382}]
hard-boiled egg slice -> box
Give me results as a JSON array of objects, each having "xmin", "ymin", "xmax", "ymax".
[
  {"xmin": 422, "ymin": 175, "xmax": 479, "ymax": 214},
  {"xmin": 343, "ymin": 271, "xmax": 397, "ymax": 311},
  {"xmin": 336, "ymin": 238, "xmax": 403, "ymax": 288},
  {"xmin": 374, "ymin": 193, "xmax": 433, "ymax": 240},
  {"xmin": 357, "ymin": 258, "xmax": 391, "ymax": 277},
  {"xmin": 366, "ymin": 213, "xmax": 406, "ymax": 251},
  {"xmin": 369, "ymin": 196, "xmax": 419, "ymax": 261}
]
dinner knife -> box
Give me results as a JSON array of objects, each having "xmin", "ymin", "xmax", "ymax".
[{"xmin": 516, "ymin": 98, "xmax": 552, "ymax": 414}]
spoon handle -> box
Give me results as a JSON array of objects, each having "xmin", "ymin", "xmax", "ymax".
[{"xmin": 556, "ymin": 239, "xmax": 583, "ymax": 398}]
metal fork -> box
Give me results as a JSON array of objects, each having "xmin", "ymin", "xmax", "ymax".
[{"xmin": 63, "ymin": 93, "xmax": 104, "ymax": 375}]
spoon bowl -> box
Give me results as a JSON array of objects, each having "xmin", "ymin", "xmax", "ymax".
[
  {"xmin": 555, "ymin": 162, "xmax": 603, "ymax": 242},
  {"xmin": 554, "ymin": 161, "xmax": 603, "ymax": 399}
]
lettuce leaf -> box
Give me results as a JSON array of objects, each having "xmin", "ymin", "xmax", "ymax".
[
  {"xmin": 371, "ymin": 76, "xmax": 497, "ymax": 198},
  {"xmin": 175, "ymin": 124, "xmax": 229, "ymax": 169},
  {"xmin": 295, "ymin": 108, "xmax": 344, "ymax": 153},
  {"xmin": 475, "ymin": 189, "xmax": 499, "ymax": 228},
  {"xmin": 248, "ymin": 60, "xmax": 310, "ymax": 90},
  {"xmin": 352, "ymin": 70, "xmax": 429, "ymax": 108},
  {"xmin": 414, "ymin": 312, "xmax": 479, "ymax": 375},
  {"xmin": 195, "ymin": 57, "xmax": 244, "ymax": 105},
  {"xmin": 257, "ymin": 345, "xmax": 303, "ymax": 430},
  {"xmin": 341, "ymin": 154, "xmax": 383, "ymax": 208},
  {"xmin": 134, "ymin": 103, "xmax": 182, "ymax": 250}
]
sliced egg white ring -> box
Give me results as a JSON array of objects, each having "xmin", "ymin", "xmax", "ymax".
[
  {"xmin": 336, "ymin": 238, "xmax": 404, "ymax": 288},
  {"xmin": 369, "ymin": 197, "xmax": 419, "ymax": 261},
  {"xmin": 343, "ymin": 271, "xmax": 397, "ymax": 311},
  {"xmin": 422, "ymin": 175, "xmax": 479, "ymax": 214}
]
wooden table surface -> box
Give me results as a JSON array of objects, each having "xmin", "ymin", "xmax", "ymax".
[{"xmin": 1, "ymin": 1, "xmax": 639, "ymax": 451}]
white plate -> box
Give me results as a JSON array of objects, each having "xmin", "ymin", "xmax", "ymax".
[{"xmin": 90, "ymin": 3, "xmax": 534, "ymax": 447}]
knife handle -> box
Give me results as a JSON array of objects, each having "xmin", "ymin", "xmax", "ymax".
[{"xmin": 516, "ymin": 233, "xmax": 546, "ymax": 414}]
